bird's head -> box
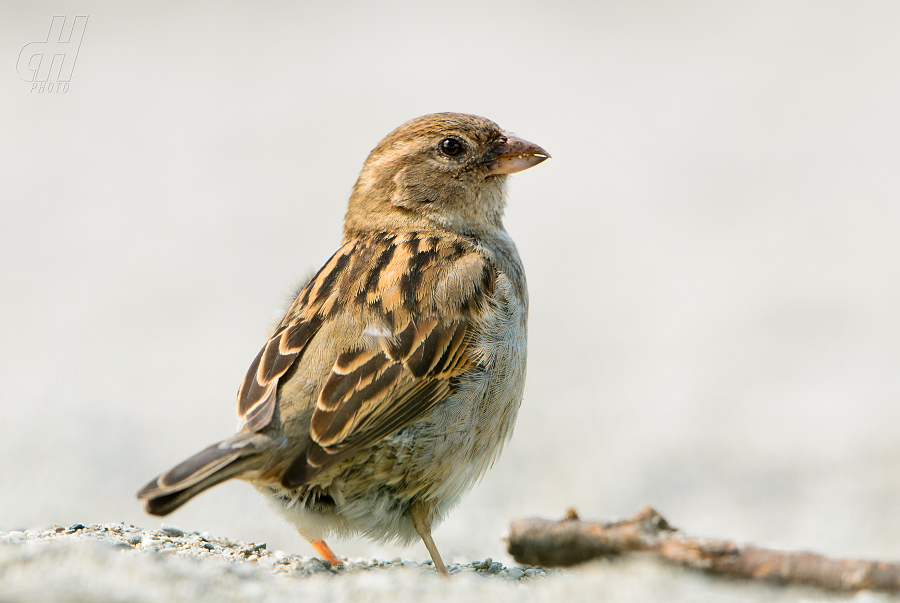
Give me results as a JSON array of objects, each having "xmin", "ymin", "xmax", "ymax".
[{"xmin": 344, "ymin": 113, "xmax": 549, "ymax": 238}]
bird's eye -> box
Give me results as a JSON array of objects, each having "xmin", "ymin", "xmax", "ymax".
[{"xmin": 439, "ymin": 137, "xmax": 465, "ymax": 157}]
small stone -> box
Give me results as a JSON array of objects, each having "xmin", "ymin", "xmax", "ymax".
[
  {"xmin": 161, "ymin": 524, "xmax": 185, "ymax": 537},
  {"xmin": 70, "ymin": 523, "xmax": 84, "ymax": 531},
  {"xmin": 476, "ymin": 557, "xmax": 492, "ymax": 570},
  {"xmin": 109, "ymin": 541, "xmax": 132, "ymax": 551},
  {"xmin": 488, "ymin": 562, "xmax": 502, "ymax": 574},
  {"xmin": 8, "ymin": 531, "xmax": 26, "ymax": 542},
  {"xmin": 202, "ymin": 542, "xmax": 215, "ymax": 550},
  {"xmin": 524, "ymin": 568, "xmax": 539, "ymax": 578},
  {"xmin": 507, "ymin": 568, "xmax": 525, "ymax": 579},
  {"xmin": 127, "ymin": 534, "xmax": 143, "ymax": 546}
]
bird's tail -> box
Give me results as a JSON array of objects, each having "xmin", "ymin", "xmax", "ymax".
[{"xmin": 136, "ymin": 432, "xmax": 274, "ymax": 516}]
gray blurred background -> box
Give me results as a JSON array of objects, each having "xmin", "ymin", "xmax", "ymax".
[{"xmin": 2, "ymin": 0, "xmax": 900, "ymax": 568}]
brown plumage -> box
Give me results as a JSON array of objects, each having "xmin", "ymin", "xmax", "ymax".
[{"xmin": 136, "ymin": 113, "xmax": 549, "ymax": 575}]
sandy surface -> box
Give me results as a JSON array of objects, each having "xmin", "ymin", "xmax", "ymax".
[
  {"xmin": 1, "ymin": 522, "xmax": 887, "ymax": 603},
  {"xmin": 3, "ymin": 2, "xmax": 900, "ymax": 602}
]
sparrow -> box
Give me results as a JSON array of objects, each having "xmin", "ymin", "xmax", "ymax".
[{"xmin": 137, "ymin": 112, "xmax": 549, "ymax": 576}]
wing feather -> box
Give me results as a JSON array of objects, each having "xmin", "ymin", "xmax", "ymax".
[
  {"xmin": 237, "ymin": 315, "xmax": 323, "ymax": 432},
  {"xmin": 230, "ymin": 231, "xmax": 493, "ymax": 487},
  {"xmin": 280, "ymin": 317, "xmax": 476, "ymax": 488}
]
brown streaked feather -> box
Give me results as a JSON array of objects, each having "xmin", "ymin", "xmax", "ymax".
[
  {"xmin": 286, "ymin": 317, "xmax": 475, "ymax": 487},
  {"xmin": 311, "ymin": 360, "xmax": 404, "ymax": 445},
  {"xmin": 137, "ymin": 432, "xmax": 274, "ymax": 515},
  {"xmin": 234, "ymin": 230, "xmax": 491, "ymax": 483},
  {"xmin": 317, "ymin": 350, "xmax": 392, "ymax": 412},
  {"xmin": 283, "ymin": 378, "xmax": 451, "ymax": 489},
  {"xmin": 237, "ymin": 315, "xmax": 323, "ymax": 432},
  {"xmin": 305, "ymin": 379, "xmax": 450, "ymax": 470}
]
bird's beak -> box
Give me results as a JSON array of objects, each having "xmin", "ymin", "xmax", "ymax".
[{"xmin": 483, "ymin": 134, "xmax": 551, "ymax": 176}]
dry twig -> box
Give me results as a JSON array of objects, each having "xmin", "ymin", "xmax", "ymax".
[{"xmin": 506, "ymin": 506, "xmax": 900, "ymax": 593}]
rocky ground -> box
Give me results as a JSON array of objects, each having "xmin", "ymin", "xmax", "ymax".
[
  {"xmin": 1, "ymin": 523, "xmax": 895, "ymax": 603},
  {"xmin": 0, "ymin": 522, "xmax": 553, "ymax": 603}
]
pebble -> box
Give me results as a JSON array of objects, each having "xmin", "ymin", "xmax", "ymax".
[{"xmin": 160, "ymin": 524, "xmax": 184, "ymax": 537}]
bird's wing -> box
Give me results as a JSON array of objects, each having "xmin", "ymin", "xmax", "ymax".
[
  {"xmin": 236, "ymin": 315, "xmax": 324, "ymax": 432},
  {"xmin": 291, "ymin": 314, "xmax": 476, "ymax": 485},
  {"xmin": 234, "ymin": 233, "xmax": 496, "ymax": 486}
]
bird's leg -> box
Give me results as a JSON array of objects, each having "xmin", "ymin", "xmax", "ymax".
[
  {"xmin": 305, "ymin": 536, "xmax": 343, "ymax": 567},
  {"xmin": 411, "ymin": 500, "xmax": 449, "ymax": 577}
]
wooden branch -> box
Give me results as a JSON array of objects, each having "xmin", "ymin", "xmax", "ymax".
[{"xmin": 506, "ymin": 506, "xmax": 900, "ymax": 593}]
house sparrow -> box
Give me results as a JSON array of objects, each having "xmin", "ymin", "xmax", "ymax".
[{"xmin": 137, "ymin": 112, "xmax": 549, "ymax": 576}]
